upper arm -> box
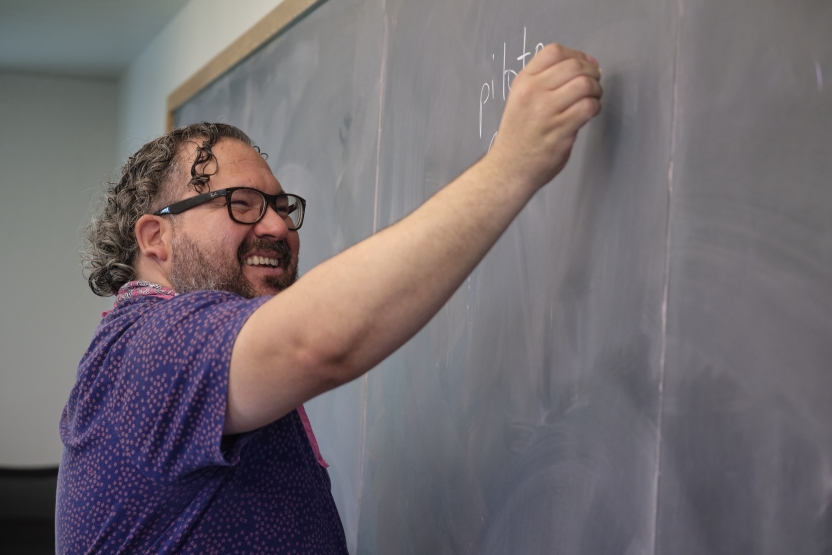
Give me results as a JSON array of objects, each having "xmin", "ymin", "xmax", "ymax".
[{"xmin": 224, "ymin": 293, "xmax": 342, "ymax": 435}]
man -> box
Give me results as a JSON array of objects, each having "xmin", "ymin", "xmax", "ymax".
[{"xmin": 57, "ymin": 44, "xmax": 602, "ymax": 553}]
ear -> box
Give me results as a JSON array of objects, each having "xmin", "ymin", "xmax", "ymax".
[{"xmin": 135, "ymin": 214, "xmax": 173, "ymax": 265}]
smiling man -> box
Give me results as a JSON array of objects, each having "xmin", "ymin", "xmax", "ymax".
[
  {"xmin": 146, "ymin": 137, "xmax": 301, "ymax": 298},
  {"xmin": 57, "ymin": 44, "xmax": 602, "ymax": 554}
]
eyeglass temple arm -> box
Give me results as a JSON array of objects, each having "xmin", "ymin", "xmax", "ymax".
[{"xmin": 155, "ymin": 190, "xmax": 224, "ymax": 215}]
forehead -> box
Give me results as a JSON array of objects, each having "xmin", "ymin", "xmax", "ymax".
[{"xmin": 181, "ymin": 137, "xmax": 283, "ymax": 195}]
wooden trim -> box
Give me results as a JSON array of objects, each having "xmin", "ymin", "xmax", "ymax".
[{"xmin": 166, "ymin": 0, "xmax": 326, "ymax": 130}]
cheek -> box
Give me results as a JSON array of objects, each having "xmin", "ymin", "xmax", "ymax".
[
  {"xmin": 289, "ymin": 234, "xmax": 300, "ymax": 259},
  {"xmin": 220, "ymin": 231, "xmax": 249, "ymax": 262}
]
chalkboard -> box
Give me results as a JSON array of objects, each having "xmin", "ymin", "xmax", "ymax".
[{"xmin": 174, "ymin": 0, "xmax": 832, "ymax": 552}]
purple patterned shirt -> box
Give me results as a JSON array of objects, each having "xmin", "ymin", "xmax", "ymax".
[{"xmin": 57, "ymin": 284, "xmax": 348, "ymax": 554}]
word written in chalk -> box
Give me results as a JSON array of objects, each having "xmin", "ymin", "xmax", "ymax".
[{"xmin": 479, "ymin": 27, "xmax": 545, "ymax": 150}]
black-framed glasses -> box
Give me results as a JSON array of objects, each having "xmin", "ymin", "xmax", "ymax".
[{"xmin": 154, "ymin": 187, "xmax": 306, "ymax": 230}]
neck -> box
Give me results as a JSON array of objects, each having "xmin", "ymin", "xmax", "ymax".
[{"xmin": 134, "ymin": 257, "xmax": 174, "ymax": 290}]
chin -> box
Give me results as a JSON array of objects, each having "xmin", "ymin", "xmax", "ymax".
[
  {"xmin": 259, "ymin": 272, "xmax": 297, "ymax": 296},
  {"xmin": 255, "ymin": 284, "xmax": 283, "ymax": 297}
]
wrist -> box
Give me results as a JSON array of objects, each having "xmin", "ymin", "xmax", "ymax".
[{"xmin": 478, "ymin": 148, "xmax": 541, "ymax": 199}]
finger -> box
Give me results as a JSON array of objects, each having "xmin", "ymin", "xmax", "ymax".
[
  {"xmin": 537, "ymin": 57, "xmax": 601, "ymax": 91},
  {"xmin": 524, "ymin": 43, "xmax": 590, "ymax": 75},
  {"xmin": 547, "ymin": 75, "xmax": 603, "ymax": 114},
  {"xmin": 556, "ymin": 96, "xmax": 602, "ymax": 135}
]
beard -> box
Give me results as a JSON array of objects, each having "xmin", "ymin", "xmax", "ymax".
[{"xmin": 168, "ymin": 231, "xmax": 298, "ymax": 299}]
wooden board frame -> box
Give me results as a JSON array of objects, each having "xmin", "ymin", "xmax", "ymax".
[{"xmin": 166, "ymin": 0, "xmax": 326, "ymax": 131}]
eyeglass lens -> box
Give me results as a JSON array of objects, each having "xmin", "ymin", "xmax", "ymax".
[{"xmin": 229, "ymin": 189, "xmax": 303, "ymax": 229}]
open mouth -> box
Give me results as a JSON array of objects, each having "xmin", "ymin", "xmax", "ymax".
[{"xmin": 238, "ymin": 239, "xmax": 292, "ymax": 272}]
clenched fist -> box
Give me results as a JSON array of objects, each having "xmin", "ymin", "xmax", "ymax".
[{"xmin": 487, "ymin": 43, "xmax": 603, "ymax": 190}]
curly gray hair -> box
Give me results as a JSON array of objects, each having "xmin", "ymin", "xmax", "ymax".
[{"xmin": 82, "ymin": 122, "xmax": 262, "ymax": 296}]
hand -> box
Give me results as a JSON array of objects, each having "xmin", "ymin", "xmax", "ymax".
[{"xmin": 486, "ymin": 44, "xmax": 603, "ymax": 190}]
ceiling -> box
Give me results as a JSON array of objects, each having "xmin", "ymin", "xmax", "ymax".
[{"xmin": 0, "ymin": 0, "xmax": 191, "ymax": 78}]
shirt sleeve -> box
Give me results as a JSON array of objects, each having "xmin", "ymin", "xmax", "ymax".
[{"xmin": 110, "ymin": 291, "xmax": 270, "ymax": 482}]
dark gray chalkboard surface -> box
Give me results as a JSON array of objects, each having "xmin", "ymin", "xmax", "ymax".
[{"xmin": 175, "ymin": 0, "xmax": 832, "ymax": 552}]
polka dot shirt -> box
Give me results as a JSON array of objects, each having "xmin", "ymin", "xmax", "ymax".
[{"xmin": 57, "ymin": 288, "xmax": 348, "ymax": 554}]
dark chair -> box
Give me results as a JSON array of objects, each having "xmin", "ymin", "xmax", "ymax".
[{"xmin": 0, "ymin": 466, "xmax": 58, "ymax": 555}]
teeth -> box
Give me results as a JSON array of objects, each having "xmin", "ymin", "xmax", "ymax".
[{"xmin": 245, "ymin": 255, "xmax": 280, "ymax": 267}]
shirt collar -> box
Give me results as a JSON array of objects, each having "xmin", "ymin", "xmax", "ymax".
[{"xmin": 115, "ymin": 281, "xmax": 177, "ymax": 304}]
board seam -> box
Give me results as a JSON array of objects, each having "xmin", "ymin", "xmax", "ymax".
[
  {"xmin": 650, "ymin": 1, "xmax": 683, "ymax": 553},
  {"xmin": 355, "ymin": 9, "xmax": 388, "ymax": 551}
]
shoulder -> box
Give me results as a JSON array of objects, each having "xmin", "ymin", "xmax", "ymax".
[
  {"xmin": 129, "ymin": 291, "xmax": 271, "ymax": 346},
  {"xmin": 109, "ymin": 290, "xmax": 268, "ymax": 328},
  {"xmin": 87, "ymin": 291, "xmax": 271, "ymax": 369}
]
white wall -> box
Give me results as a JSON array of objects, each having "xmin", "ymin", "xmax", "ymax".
[
  {"xmin": 0, "ymin": 0, "xmax": 290, "ymax": 472},
  {"xmin": 117, "ymin": 0, "xmax": 286, "ymax": 163},
  {"xmin": 0, "ymin": 71, "xmax": 118, "ymax": 467}
]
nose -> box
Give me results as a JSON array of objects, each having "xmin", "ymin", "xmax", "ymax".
[{"xmin": 252, "ymin": 203, "xmax": 290, "ymax": 240}]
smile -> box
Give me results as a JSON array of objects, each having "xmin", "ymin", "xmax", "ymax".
[{"xmin": 245, "ymin": 256, "xmax": 280, "ymax": 267}]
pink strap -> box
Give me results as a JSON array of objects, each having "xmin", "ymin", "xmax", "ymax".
[{"xmin": 297, "ymin": 405, "xmax": 329, "ymax": 468}]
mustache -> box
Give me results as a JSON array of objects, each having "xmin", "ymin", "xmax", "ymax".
[{"xmin": 237, "ymin": 238, "xmax": 293, "ymax": 267}]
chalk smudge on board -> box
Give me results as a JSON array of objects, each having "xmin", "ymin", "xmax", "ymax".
[{"xmin": 816, "ymin": 61, "xmax": 823, "ymax": 90}]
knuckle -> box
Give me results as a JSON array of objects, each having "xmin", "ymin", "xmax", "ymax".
[
  {"xmin": 545, "ymin": 43, "xmax": 565, "ymax": 59},
  {"xmin": 576, "ymin": 75, "xmax": 595, "ymax": 95},
  {"xmin": 565, "ymin": 98, "xmax": 590, "ymax": 120},
  {"xmin": 581, "ymin": 98, "xmax": 601, "ymax": 118},
  {"xmin": 565, "ymin": 58, "xmax": 584, "ymax": 74}
]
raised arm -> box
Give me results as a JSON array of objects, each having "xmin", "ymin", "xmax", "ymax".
[{"xmin": 225, "ymin": 44, "xmax": 603, "ymax": 434}]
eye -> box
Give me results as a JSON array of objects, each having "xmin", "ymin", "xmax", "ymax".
[
  {"xmin": 229, "ymin": 189, "xmax": 263, "ymax": 211},
  {"xmin": 231, "ymin": 199, "xmax": 257, "ymax": 209}
]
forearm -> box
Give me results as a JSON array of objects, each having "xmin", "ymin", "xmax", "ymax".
[{"xmin": 283, "ymin": 153, "xmax": 536, "ymax": 382}]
